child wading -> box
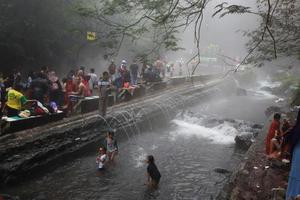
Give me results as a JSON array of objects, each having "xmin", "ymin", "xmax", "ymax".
[
  {"xmin": 96, "ymin": 147, "xmax": 108, "ymax": 170},
  {"xmin": 104, "ymin": 131, "xmax": 118, "ymax": 162},
  {"xmin": 146, "ymin": 155, "xmax": 161, "ymax": 189}
]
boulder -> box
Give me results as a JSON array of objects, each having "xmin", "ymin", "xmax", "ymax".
[
  {"xmin": 235, "ymin": 133, "xmax": 254, "ymax": 150},
  {"xmin": 214, "ymin": 168, "xmax": 231, "ymax": 174},
  {"xmin": 265, "ymin": 106, "xmax": 281, "ymax": 117},
  {"xmin": 260, "ymin": 86, "xmax": 273, "ymax": 92},
  {"xmin": 236, "ymin": 88, "xmax": 247, "ymax": 96},
  {"xmin": 0, "ymin": 194, "xmax": 20, "ymax": 200}
]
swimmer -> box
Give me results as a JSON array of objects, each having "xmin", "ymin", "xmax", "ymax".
[
  {"xmin": 146, "ymin": 155, "xmax": 161, "ymax": 189},
  {"xmin": 104, "ymin": 131, "xmax": 118, "ymax": 162},
  {"xmin": 96, "ymin": 147, "xmax": 108, "ymax": 170}
]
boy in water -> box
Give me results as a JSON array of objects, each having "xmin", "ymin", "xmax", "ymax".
[
  {"xmin": 96, "ymin": 147, "xmax": 108, "ymax": 170},
  {"xmin": 104, "ymin": 131, "xmax": 118, "ymax": 162},
  {"xmin": 146, "ymin": 155, "xmax": 161, "ymax": 189}
]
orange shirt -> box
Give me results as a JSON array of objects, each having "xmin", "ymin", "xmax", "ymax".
[{"xmin": 265, "ymin": 120, "xmax": 280, "ymax": 155}]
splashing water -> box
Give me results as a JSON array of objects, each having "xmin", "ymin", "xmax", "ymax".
[
  {"xmin": 132, "ymin": 146, "xmax": 148, "ymax": 168},
  {"xmin": 258, "ymin": 80, "xmax": 281, "ymax": 89},
  {"xmin": 170, "ymin": 119, "xmax": 238, "ymax": 144}
]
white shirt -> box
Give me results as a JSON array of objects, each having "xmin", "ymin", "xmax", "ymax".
[
  {"xmin": 97, "ymin": 154, "xmax": 107, "ymax": 169},
  {"xmin": 89, "ymin": 73, "xmax": 98, "ymax": 88}
]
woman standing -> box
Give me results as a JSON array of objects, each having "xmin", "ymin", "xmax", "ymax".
[{"xmin": 286, "ymin": 110, "xmax": 300, "ymax": 199}]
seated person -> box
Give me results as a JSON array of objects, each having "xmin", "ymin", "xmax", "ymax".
[
  {"xmin": 265, "ymin": 113, "xmax": 281, "ymax": 158},
  {"xmin": 68, "ymin": 76, "xmax": 90, "ymax": 112},
  {"xmin": 280, "ymin": 118, "xmax": 292, "ymax": 157},
  {"xmin": 4, "ymin": 84, "xmax": 28, "ymax": 117}
]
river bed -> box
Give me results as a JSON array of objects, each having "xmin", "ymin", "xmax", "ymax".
[{"xmin": 2, "ymin": 79, "xmax": 279, "ymax": 200}]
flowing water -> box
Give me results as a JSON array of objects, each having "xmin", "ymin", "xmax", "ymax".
[{"xmin": 2, "ymin": 79, "xmax": 280, "ymax": 200}]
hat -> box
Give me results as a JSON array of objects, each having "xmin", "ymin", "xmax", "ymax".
[{"xmin": 121, "ymin": 60, "xmax": 127, "ymax": 64}]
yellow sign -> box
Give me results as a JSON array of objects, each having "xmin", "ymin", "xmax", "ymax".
[{"xmin": 87, "ymin": 31, "xmax": 96, "ymax": 41}]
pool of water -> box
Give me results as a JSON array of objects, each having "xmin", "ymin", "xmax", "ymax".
[{"xmin": 2, "ymin": 79, "xmax": 279, "ymax": 200}]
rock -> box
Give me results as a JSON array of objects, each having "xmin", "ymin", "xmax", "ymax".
[
  {"xmin": 0, "ymin": 194, "xmax": 20, "ymax": 200},
  {"xmin": 241, "ymin": 169, "xmax": 250, "ymax": 176},
  {"xmin": 265, "ymin": 106, "xmax": 281, "ymax": 117},
  {"xmin": 214, "ymin": 168, "xmax": 231, "ymax": 174},
  {"xmin": 260, "ymin": 86, "xmax": 273, "ymax": 92},
  {"xmin": 252, "ymin": 124, "xmax": 263, "ymax": 129},
  {"xmin": 235, "ymin": 133, "xmax": 254, "ymax": 150},
  {"xmin": 236, "ymin": 88, "xmax": 247, "ymax": 96},
  {"xmin": 34, "ymin": 194, "xmax": 47, "ymax": 200}
]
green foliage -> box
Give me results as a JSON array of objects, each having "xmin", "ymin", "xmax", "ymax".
[{"xmin": 291, "ymin": 81, "xmax": 300, "ymax": 106}]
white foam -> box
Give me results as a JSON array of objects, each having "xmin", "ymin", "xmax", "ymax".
[
  {"xmin": 258, "ymin": 80, "xmax": 281, "ymax": 89},
  {"xmin": 132, "ymin": 146, "xmax": 147, "ymax": 168},
  {"xmin": 170, "ymin": 119, "xmax": 237, "ymax": 144}
]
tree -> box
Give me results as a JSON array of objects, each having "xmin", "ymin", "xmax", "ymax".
[{"xmin": 214, "ymin": 0, "xmax": 300, "ymax": 68}]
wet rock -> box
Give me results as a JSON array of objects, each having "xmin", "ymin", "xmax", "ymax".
[
  {"xmin": 252, "ymin": 124, "xmax": 263, "ymax": 129},
  {"xmin": 214, "ymin": 168, "xmax": 231, "ymax": 174},
  {"xmin": 261, "ymin": 86, "xmax": 273, "ymax": 92},
  {"xmin": 33, "ymin": 194, "xmax": 47, "ymax": 200},
  {"xmin": 235, "ymin": 133, "xmax": 254, "ymax": 150},
  {"xmin": 0, "ymin": 194, "xmax": 20, "ymax": 200},
  {"xmin": 265, "ymin": 106, "xmax": 281, "ymax": 117},
  {"xmin": 236, "ymin": 88, "xmax": 247, "ymax": 96}
]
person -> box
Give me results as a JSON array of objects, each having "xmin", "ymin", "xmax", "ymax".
[
  {"xmin": 48, "ymin": 70, "xmax": 63, "ymax": 107},
  {"xmin": 141, "ymin": 62, "xmax": 147, "ymax": 80},
  {"xmin": 265, "ymin": 113, "xmax": 281, "ymax": 156},
  {"xmin": 77, "ymin": 68, "xmax": 91, "ymax": 97},
  {"xmin": 178, "ymin": 62, "xmax": 183, "ymax": 76},
  {"xmin": 170, "ymin": 63, "xmax": 175, "ymax": 77},
  {"xmin": 286, "ymin": 110, "xmax": 300, "ymax": 199},
  {"xmin": 88, "ymin": 68, "xmax": 98, "ymax": 94},
  {"xmin": 29, "ymin": 72, "xmax": 50, "ymax": 105},
  {"xmin": 130, "ymin": 60, "xmax": 139, "ymax": 85},
  {"xmin": 71, "ymin": 76, "xmax": 89, "ymax": 97},
  {"xmin": 98, "ymin": 71, "xmax": 111, "ymax": 116},
  {"xmin": 5, "ymin": 84, "xmax": 28, "ymax": 117},
  {"xmin": 96, "ymin": 147, "xmax": 108, "ymax": 170},
  {"xmin": 108, "ymin": 60, "xmax": 117, "ymax": 82},
  {"xmin": 104, "ymin": 131, "xmax": 118, "ymax": 162},
  {"xmin": 119, "ymin": 60, "xmax": 131, "ymax": 84},
  {"xmin": 281, "ymin": 118, "xmax": 292, "ymax": 156},
  {"xmin": 146, "ymin": 155, "xmax": 161, "ymax": 189}
]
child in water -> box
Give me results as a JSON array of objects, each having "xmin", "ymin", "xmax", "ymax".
[
  {"xmin": 104, "ymin": 131, "xmax": 118, "ymax": 162},
  {"xmin": 146, "ymin": 155, "xmax": 161, "ymax": 189},
  {"xmin": 96, "ymin": 147, "xmax": 108, "ymax": 170}
]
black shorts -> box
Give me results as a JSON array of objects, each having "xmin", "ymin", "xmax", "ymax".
[
  {"xmin": 6, "ymin": 106, "xmax": 19, "ymax": 117},
  {"xmin": 98, "ymin": 167, "xmax": 105, "ymax": 171}
]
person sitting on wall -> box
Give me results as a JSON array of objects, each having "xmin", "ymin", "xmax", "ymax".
[
  {"xmin": 4, "ymin": 83, "xmax": 28, "ymax": 117},
  {"xmin": 68, "ymin": 76, "xmax": 90, "ymax": 113},
  {"xmin": 265, "ymin": 113, "xmax": 282, "ymax": 158}
]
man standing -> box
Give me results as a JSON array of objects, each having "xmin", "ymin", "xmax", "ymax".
[
  {"xmin": 98, "ymin": 71, "xmax": 111, "ymax": 117},
  {"xmin": 88, "ymin": 68, "xmax": 98, "ymax": 94},
  {"xmin": 108, "ymin": 60, "xmax": 117, "ymax": 82},
  {"xmin": 130, "ymin": 60, "xmax": 139, "ymax": 85}
]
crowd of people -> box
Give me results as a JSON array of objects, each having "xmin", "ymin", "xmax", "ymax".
[
  {"xmin": 265, "ymin": 112, "xmax": 300, "ymax": 199},
  {"xmin": 0, "ymin": 58, "xmax": 183, "ymax": 119}
]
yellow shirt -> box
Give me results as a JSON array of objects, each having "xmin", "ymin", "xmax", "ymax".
[{"xmin": 7, "ymin": 89, "xmax": 27, "ymax": 110}]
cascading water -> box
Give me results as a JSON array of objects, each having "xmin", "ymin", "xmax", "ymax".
[{"xmin": 1, "ymin": 77, "xmax": 278, "ymax": 200}]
